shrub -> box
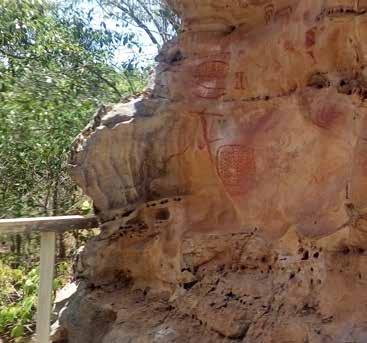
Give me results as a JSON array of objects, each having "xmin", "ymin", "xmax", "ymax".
[{"xmin": 0, "ymin": 259, "xmax": 70, "ymax": 341}]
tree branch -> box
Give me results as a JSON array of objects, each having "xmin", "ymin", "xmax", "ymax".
[
  {"xmin": 139, "ymin": 1, "xmax": 168, "ymax": 43},
  {"xmin": 111, "ymin": 0, "xmax": 161, "ymax": 48},
  {"xmin": 85, "ymin": 64, "xmax": 122, "ymax": 98}
]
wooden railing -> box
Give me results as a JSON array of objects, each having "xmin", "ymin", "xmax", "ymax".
[{"xmin": 0, "ymin": 215, "xmax": 98, "ymax": 343}]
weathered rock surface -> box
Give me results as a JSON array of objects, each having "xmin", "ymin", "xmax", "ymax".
[{"xmin": 55, "ymin": 1, "xmax": 367, "ymax": 342}]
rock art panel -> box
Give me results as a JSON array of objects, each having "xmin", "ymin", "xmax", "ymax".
[{"xmin": 55, "ymin": 0, "xmax": 367, "ymax": 342}]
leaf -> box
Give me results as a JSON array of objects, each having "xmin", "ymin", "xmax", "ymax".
[
  {"xmin": 11, "ymin": 324, "xmax": 24, "ymax": 338},
  {"xmin": 22, "ymin": 295, "xmax": 36, "ymax": 313},
  {"xmin": 123, "ymin": 35, "xmax": 129, "ymax": 45}
]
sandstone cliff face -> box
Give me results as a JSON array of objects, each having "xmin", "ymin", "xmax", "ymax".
[{"xmin": 55, "ymin": 1, "xmax": 367, "ymax": 342}]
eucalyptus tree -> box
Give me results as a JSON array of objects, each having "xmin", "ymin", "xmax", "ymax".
[
  {"xmin": 0, "ymin": 0, "xmax": 147, "ymax": 256},
  {"xmin": 96, "ymin": 0, "xmax": 180, "ymax": 49}
]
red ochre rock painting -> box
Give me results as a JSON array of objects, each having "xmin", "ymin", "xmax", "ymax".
[
  {"xmin": 216, "ymin": 145, "xmax": 256, "ymax": 195},
  {"xmin": 310, "ymin": 104, "xmax": 341, "ymax": 130},
  {"xmin": 305, "ymin": 28, "xmax": 316, "ymax": 48},
  {"xmin": 264, "ymin": 4, "xmax": 275, "ymax": 24},
  {"xmin": 193, "ymin": 60, "xmax": 229, "ymax": 99},
  {"xmin": 274, "ymin": 6, "xmax": 293, "ymax": 24}
]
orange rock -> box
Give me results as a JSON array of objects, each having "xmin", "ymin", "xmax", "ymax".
[{"xmin": 56, "ymin": 1, "xmax": 367, "ymax": 342}]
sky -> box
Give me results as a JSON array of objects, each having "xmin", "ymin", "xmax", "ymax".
[{"xmin": 76, "ymin": 0, "xmax": 159, "ymax": 66}]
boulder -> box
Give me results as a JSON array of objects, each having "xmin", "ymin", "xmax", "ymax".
[{"xmin": 55, "ymin": 1, "xmax": 367, "ymax": 342}]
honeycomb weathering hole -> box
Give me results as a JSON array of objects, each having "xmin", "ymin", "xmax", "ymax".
[{"xmin": 155, "ymin": 208, "xmax": 170, "ymax": 221}]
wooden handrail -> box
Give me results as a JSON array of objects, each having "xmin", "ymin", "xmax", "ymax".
[
  {"xmin": 0, "ymin": 215, "xmax": 99, "ymax": 234},
  {"xmin": 0, "ymin": 215, "xmax": 99, "ymax": 343}
]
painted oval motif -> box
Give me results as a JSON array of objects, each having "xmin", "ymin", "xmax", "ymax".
[
  {"xmin": 216, "ymin": 145, "xmax": 256, "ymax": 196},
  {"xmin": 310, "ymin": 104, "xmax": 340, "ymax": 130},
  {"xmin": 193, "ymin": 60, "xmax": 229, "ymax": 99}
]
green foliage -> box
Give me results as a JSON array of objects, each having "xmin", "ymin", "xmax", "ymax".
[
  {"xmin": 0, "ymin": 260, "xmax": 69, "ymax": 340},
  {"xmin": 0, "ymin": 0, "xmax": 148, "ymax": 218}
]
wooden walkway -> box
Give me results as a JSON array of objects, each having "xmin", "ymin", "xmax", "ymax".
[{"xmin": 0, "ymin": 215, "xmax": 98, "ymax": 343}]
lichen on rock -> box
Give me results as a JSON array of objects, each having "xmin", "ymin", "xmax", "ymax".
[{"xmin": 54, "ymin": 1, "xmax": 367, "ymax": 342}]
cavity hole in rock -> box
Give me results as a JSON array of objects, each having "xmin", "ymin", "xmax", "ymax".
[
  {"xmin": 228, "ymin": 25, "xmax": 236, "ymax": 33},
  {"xmin": 342, "ymin": 247, "xmax": 350, "ymax": 255},
  {"xmin": 225, "ymin": 291, "xmax": 237, "ymax": 299},
  {"xmin": 307, "ymin": 73, "xmax": 329, "ymax": 89},
  {"xmin": 169, "ymin": 50, "xmax": 184, "ymax": 64},
  {"xmin": 155, "ymin": 207, "xmax": 170, "ymax": 220},
  {"xmin": 302, "ymin": 251, "xmax": 309, "ymax": 260},
  {"xmin": 183, "ymin": 280, "xmax": 198, "ymax": 290}
]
